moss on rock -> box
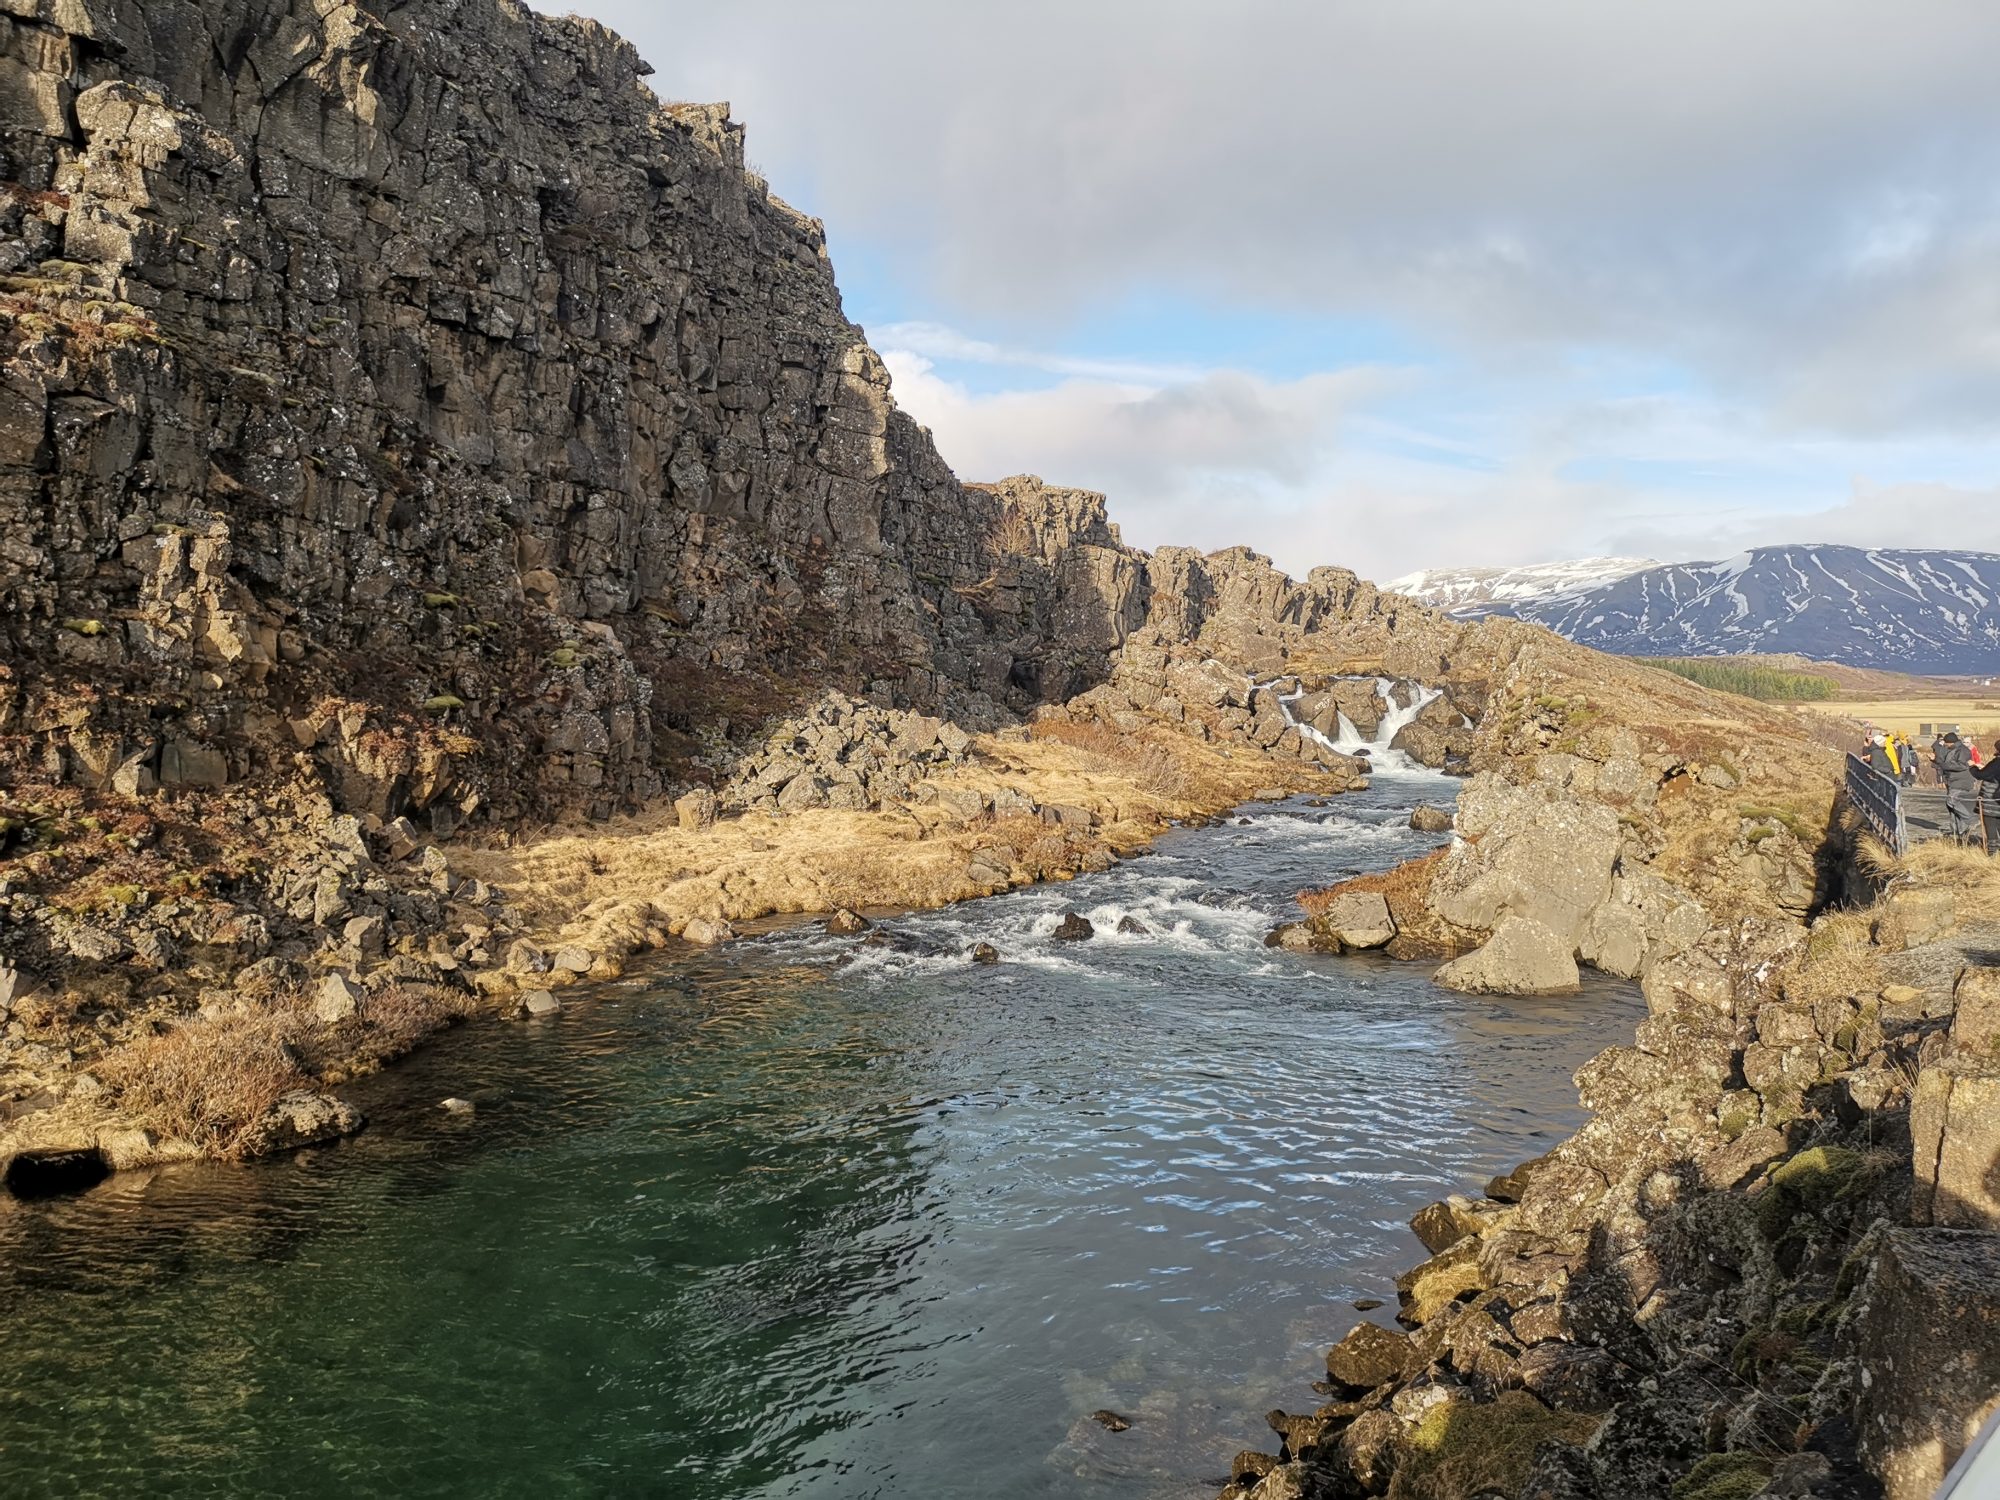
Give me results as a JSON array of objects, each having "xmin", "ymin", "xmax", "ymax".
[
  {"xmin": 1389, "ymin": 1391, "xmax": 1599, "ymax": 1500},
  {"xmin": 1670, "ymin": 1451, "xmax": 1773, "ymax": 1500}
]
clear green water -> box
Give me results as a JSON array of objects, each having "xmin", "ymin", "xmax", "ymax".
[{"xmin": 0, "ymin": 778, "xmax": 1640, "ymax": 1498}]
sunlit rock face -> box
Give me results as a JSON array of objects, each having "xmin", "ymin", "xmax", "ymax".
[{"xmin": 0, "ymin": 0, "xmax": 1453, "ymax": 826}]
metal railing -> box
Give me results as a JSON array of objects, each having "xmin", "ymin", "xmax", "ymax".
[
  {"xmin": 1845, "ymin": 753, "xmax": 1908, "ymax": 852},
  {"xmin": 1845, "ymin": 752, "xmax": 1999, "ymax": 855}
]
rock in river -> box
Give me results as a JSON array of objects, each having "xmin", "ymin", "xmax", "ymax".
[
  {"xmin": 1432, "ymin": 916, "xmax": 1580, "ymax": 996},
  {"xmin": 1053, "ymin": 912, "xmax": 1095, "ymax": 942}
]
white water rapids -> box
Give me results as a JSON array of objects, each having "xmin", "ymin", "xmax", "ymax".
[{"xmin": 1276, "ymin": 674, "xmax": 1446, "ymax": 772}]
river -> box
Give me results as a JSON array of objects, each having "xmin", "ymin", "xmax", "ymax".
[{"xmin": 0, "ymin": 768, "xmax": 1640, "ymax": 1498}]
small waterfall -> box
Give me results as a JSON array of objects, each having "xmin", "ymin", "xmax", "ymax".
[{"xmin": 1278, "ymin": 675, "xmax": 1445, "ymax": 773}]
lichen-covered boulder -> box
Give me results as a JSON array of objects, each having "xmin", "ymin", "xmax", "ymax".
[{"xmin": 1433, "ymin": 916, "xmax": 1580, "ymax": 996}]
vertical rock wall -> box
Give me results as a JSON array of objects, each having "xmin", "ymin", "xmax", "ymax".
[{"xmin": 0, "ymin": 0, "xmax": 1457, "ymax": 829}]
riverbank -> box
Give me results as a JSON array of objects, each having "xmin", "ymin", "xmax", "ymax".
[
  {"xmin": 1221, "ymin": 838, "xmax": 2000, "ymax": 1500},
  {"xmin": 0, "ymin": 705, "xmax": 1367, "ymax": 1188},
  {"xmin": 0, "ymin": 780, "xmax": 1654, "ymax": 1499}
]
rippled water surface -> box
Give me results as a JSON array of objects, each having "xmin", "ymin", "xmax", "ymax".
[{"xmin": 0, "ymin": 772, "xmax": 1640, "ymax": 1498}]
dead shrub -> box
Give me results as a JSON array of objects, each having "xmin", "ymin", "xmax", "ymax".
[
  {"xmin": 1028, "ymin": 717, "xmax": 1140, "ymax": 767},
  {"xmin": 100, "ymin": 1009, "xmax": 310, "ymax": 1160},
  {"xmin": 100, "ymin": 982, "xmax": 474, "ymax": 1159},
  {"xmin": 1133, "ymin": 743, "xmax": 1196, "ymax": 801}
]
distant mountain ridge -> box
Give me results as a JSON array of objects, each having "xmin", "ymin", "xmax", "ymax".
[
  {"xmin": 1393, "ymin": 544, "xmax": 2000, "ymax": 673},
  {"xmin": 1385, "ymin": 557, "xmax": 1655, "ymax": 610}
]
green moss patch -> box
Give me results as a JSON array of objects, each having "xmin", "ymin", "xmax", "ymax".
[
  {"xmin": 1671, "ymin": 1452, "xmax": 1773, "ymax": 1500},
  {"xmin": 1390, "ymin": 1391, "xmax": 1599, "ymax": 1500},
  {"xmin": 1757, "ymin": 1145, "xmax": 1867, "ymax": 1236}
]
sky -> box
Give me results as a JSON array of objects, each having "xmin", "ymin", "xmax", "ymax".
[{"xmin": 558, "ymin": 1, "xmax": 2000, "ymax": 584}]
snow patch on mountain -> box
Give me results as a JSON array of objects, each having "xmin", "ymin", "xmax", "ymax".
[
  {"xmin": 1387, "ymin": 557, "xmax": 1657, "ymax": 610},
  {"xmin": 1402, "ymin": 544, "xmax": 2000, "ymax": 673}
]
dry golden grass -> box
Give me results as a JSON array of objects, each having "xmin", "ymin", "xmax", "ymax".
[
  {"xmin": 1893, "ymin": 838, "xmax": 2000, "ymax": 924},
  {"xmin": 1026, "ymin": 719, "xmax": 1234, "ymax": 804},
  {"xmin": 461, "ymin": 727, "xmax": 1319, "ymax": 950},
  {"xmin": 98, "ymin": 983, "xmax": 473, "ymax": 1159},
  {"xmin": 1786, "ymin": 909, "xmax": 1884, "ymax": 1006}
]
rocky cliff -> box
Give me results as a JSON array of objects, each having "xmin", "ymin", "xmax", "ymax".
[
  {"xmin": 0, "ymin": 0, "xmax": 1461, "ymax": 1170},
  {"xmin": 0, "ymin": 0, "xmax": 1441, "ymax": 834}
]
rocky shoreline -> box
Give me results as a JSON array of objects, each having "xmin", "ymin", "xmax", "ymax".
[
  {"xmin": 1221, "ymin": 801, "xmax": 2000, "ymax": 1500},
  {"xmin": 0, "ymin": 661, "xmax": 1403, "ymax": 1185},
  {"xmin": 2, "ymin": 3, "xmax": 1996, "ymax": 1495}
]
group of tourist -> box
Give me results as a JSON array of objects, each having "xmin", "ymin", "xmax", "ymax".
[{"xmin": 1864, "ymin": 726, "xmax": 2000, "ymax": 841}]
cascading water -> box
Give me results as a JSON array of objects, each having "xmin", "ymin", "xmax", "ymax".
[{"xmin": 1277, "ymin": 675, "xmax": 1445, "ymax": 773}]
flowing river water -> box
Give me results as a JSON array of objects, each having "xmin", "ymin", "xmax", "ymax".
[{"xmin": 0, "ymin": 768, "xmax": 1641, "ymax": 1498}]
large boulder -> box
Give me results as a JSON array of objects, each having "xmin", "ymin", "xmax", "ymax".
[
  {"xmin": 1951, "ymin": 965, "xmax": 2000, "ymax": 1058},
  {"xmin": 1910, "ymin": 1065, "xmax": 2000, "ymax": 1229},
  {"xmin": 1326, "ymin": 1321, "xmax": 1412, "ymax": 1392},
  {"xmin": 1430, "ymin": 776, "xmax": 1620, "ymax": 948},
  {"xmin": 1409, "ymin": 804, "xmax": 1454, "ymax": 833},
  {"xmin": 1851, "ymin": 1227, "xmax": 2000, "ymax": 1500},
  {"xmin": 674, "ymin": 787, "xmax": 718, "ymax": 831},
  {"xmin": 1318, "ymin": 890, "xmax": 1397, "ymax": 950},
  {"xmin": 1433, "ymin": 917, "xmax": 1580, "ymax": 996}
]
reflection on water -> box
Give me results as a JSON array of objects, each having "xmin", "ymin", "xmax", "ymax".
[{"xmin": 0, "ymin": 777, "xmax": 1641, "ymax": 1498}]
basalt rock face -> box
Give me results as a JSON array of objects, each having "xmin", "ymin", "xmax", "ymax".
[
  {"xmin": 0, "ymin": 0, "xmax": 1126, "ymax": 826},
  {"xmin": 0, "ymin": 0, "xmax": 1471, "ymax": 834}
]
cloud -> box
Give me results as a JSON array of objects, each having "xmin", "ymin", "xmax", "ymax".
[
  {"xmin": 880, "ymin": 329, "xmax": 2000, "ymax": 581},
  {"xmin": 551, "ymin": 1, "xmax": 2000, "ymax": 579},
  {"xmin": 588, "ymin": 0, "xmax": 2000, "ymax": 429}
]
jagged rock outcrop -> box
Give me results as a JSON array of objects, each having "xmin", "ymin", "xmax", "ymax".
[
  {"xmin": 0, "ymin": 0, "xmax": 1476, "ymax": 837},
  {"xmin": 1235, "ymin": 837, "xmax": 2000, "ymax": 1500},
  {"xmin": 718, "ymin": 689, "xmax": 978, "ymax": 815}
]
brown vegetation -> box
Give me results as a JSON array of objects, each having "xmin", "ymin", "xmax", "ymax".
[
  {"xmin": 462, "ymin": 727, "xmax": 1316, "ymax": 954},
  {"xmin": 98, "ymin": 983, "xmax": 473, "ymax": 1159}
]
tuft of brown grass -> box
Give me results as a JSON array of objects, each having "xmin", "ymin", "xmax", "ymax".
[
  {"xmin": 99, "ymin": 983, "xmax": 473, "ymax": 1159},
  {"xmin": 100, "ymin": 1009, "xmax": 309, "ymax": 1158}
]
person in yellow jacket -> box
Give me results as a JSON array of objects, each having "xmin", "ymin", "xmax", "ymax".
[{"xmin": 1896, "ymin": 733, "xmax": 1920, "ymax": 786}]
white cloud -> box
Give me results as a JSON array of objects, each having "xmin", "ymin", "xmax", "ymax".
[
  {"xmin": 590, "ymin": 0, "xmax": 2000, "ymax": 425},
  {"xmin": 552, "ymin": 1, "xmax": 2000, "ymax": 577},
  {"xmin": 880, "ymin": 330, "xmax": 2000, "ymax": 582}
]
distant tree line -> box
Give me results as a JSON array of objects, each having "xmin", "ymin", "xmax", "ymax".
[{"xmin": 1638, "ymin": 658, "xmax": 1839, "ymax": 702}]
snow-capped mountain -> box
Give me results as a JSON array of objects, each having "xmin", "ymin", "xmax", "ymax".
[
  {"xmin": 1387, "ymin": 558, "xmax": 1656, "ymax": 611},
  {"xmin": 1411, "ymin": 545, "xmax": 2000, "ymax": 673}
]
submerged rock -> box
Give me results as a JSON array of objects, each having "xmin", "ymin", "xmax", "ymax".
[
  {"xmin": 240, "ymin": 1091, "xmax": 363, "ymax": 1157},
  {"xmin": 680, "ymin": 917, "xmax": 734, "ymax": 946},
  {"xmin": 1089, "ymin": 1409, "xmax": 1131, "ymax": 1432}
]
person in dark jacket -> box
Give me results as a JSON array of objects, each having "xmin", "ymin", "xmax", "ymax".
[{"xmin": 1934, "ymin": 732, "xmax": 1980, "ymax": 838}]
